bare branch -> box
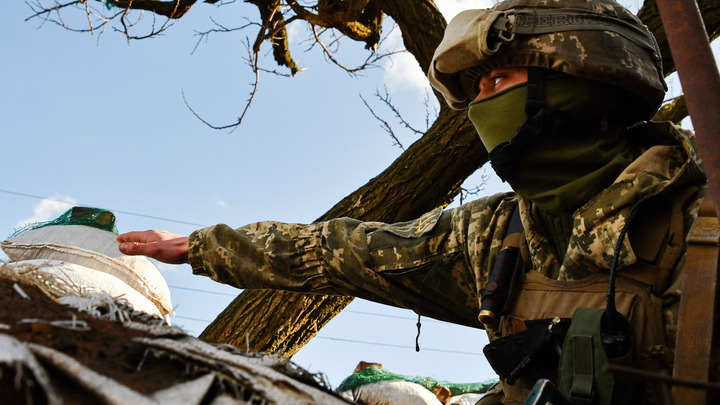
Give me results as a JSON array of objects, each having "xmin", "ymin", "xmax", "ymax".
[
  {"xmin": 183, "ymin": 37, "xmax": 261, "ymax": 131},
  {"xmin": 375, "ymin": 85, "xmax": 424, "ymax": 135},
  {"xmin": 360, "ymin": 94, "xmax": 405, "ymax": 150},
  {"xmin": 26, "ymin": 0, "xmax": 180, "ymax": 39},
  {"xmin": 114, "ymin": 2, "xmax": 184, "ymax": 40},
  {"xmin": 25, "ymin": 0, "xmax": 82, "ymax": 22},
  {"xmin": 26, "ymin": 0, "xmax": 120, "ymax": 34},
  {"xmin": 310, "ymin": 25, "xmax": 358, "ymax": 73},
  {"xmin": 459, "ymin": 169, "xmax": 489, "ymax": 205},
  {"xmin": 310, "ymin": 25, "xmax": 404, "ymax": 74},
  {"xmin": 192, "ymin": 16, "xmax": 259, "ymax": 54},
  {"xmin": 107, "ymin": 0, "xmax": 196, "ymax": 19},
  {"xmin": 423, "ymin": 89, "xmax": 438, "ymax": 131},
  {"xmin": 285, "ymin": 0, "xmax": 383, "ymax": 49}
]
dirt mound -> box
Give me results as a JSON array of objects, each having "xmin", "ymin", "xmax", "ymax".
[{"xmin": 0, "ymin": 277, "xmax": 351, "ymax": 405}]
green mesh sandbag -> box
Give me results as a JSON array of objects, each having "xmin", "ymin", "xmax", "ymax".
[
  {"xmin": 336, "ymin": 365, "xmax": 496, "ymax": 397},
  {"xmin": 11, "ymin": 206, "xmax": 118, "ymax": 237}
]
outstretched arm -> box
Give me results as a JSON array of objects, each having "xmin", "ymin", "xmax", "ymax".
[{"xmin": 117, "ymin": 230, "xmax": 189, "ymax": 264}]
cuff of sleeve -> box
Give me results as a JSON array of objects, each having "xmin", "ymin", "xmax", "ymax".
[{"xmin": 188, "ymin": 228, "xmax": 210, "ymax": 276}]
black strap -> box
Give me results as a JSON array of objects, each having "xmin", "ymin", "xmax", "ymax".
[
  {"xmin": 489, "ymin": 67, "xmax": 549, "ymax": 182},
  {"xmin": 525, "ymin": 67, "xmax": 546, "ymax": 115},
  {"xmin": 489, "ymin": 107, "xmax": 551, "ymax": 182}
]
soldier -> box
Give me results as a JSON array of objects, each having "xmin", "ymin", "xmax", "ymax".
[{"xmin": 118, "ymin": 0, "xmax": 712, "ymax": 403}]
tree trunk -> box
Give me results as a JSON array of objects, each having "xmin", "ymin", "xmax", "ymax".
[{"xmin": 200, "ymin": 0, "xmax": 720, "ymax": 356}]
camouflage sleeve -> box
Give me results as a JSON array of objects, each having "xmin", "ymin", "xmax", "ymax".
[{"xmin": 187, "ymin": 192, "xmax": 517, "ymax": 327}]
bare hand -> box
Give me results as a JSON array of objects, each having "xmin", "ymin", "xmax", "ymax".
[{"xmin": 117, "ymin": 230, "xmax": 189, "ymax": 264}]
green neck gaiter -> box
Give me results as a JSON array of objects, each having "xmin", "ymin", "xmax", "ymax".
[{"xmin": 468, "ymin": 76, "xmax": 635, "ymax": 214}]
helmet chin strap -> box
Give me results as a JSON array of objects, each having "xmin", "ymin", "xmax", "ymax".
[
  {"xmin": 488, "ymin": 67, "xmax": 550, "ymax": 182},
  {"xmin": 525, "ymin": 67, "xmax": 547, "ymax": 116}
]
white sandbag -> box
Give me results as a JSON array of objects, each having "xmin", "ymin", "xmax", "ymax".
[
  {"xmin": 445, "ymin": 393, "xmax": 486, "ymax": 405},
  {"xmin": 5, "ymin": 259, "xmax": 163, "ymax": 317},
  {"xmin": 340, "ymin": 380, "xmax": 442, "ymax": 405},
  {"xmin": 2, "ymin": 225, "xmax": 171, "ymax": 315}
]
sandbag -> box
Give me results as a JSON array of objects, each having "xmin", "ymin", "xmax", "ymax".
[
  {"xmin": 2, "ymin": 225, "xmax": 172, "ymax": 315},
  {"xmin": 340, "ymin": 380, "xmax": 443, "ymax": 405},
  {"xmin": 5, "ymin": 259, "xmax": 163, "ymax": 317},
  {"xmin": 445, "ymin": 393, "xmax": 486, "ymax": 405}
]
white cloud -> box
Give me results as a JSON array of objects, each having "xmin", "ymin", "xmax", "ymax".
[
  {"xmin": 380, "ymin": 0, "xmax": 493, "ymax": 95},
  {"xmin": 216, "ymin": 196, "xmax": 228, "ymax": 208},
  {"xmin": 436, "ymin": 0, "xmax": 494, "ymax": 22},
  {"xmin": 15, "ymin": 195, "xmax": 77, "ymax": 229},
  {"xmin": 381, "ymin": 29, "xmax": 433, "ymax": 95},
  {"xmin": 382, "ymin": 53, "xmax": 432, "ymax": 95},
  {"xmin": 285, "ymin": 19, "xmax": 309, "ymax": 47}
]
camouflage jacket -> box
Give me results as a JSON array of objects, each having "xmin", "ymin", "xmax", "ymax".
[{"xmin": 188, "ymin": 121, "xmax": 706, "ymax": 331}]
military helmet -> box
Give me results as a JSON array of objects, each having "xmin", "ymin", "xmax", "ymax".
[{"xmin": 428, "ymin": 0, "xmax": 667, "ymax": 119}]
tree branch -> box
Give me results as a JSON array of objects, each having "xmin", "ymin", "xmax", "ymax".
[
  {"xmin": 182, "ymin": 37, "xmax": 261, "ymax": 131},
  {"xmin": 108, "ymin": 0, "xmax": 197, "ymax": 19},
  {"xmin": 286, "ymin": 0, "xmax": 383, "ymax": 49},
  {"xmin": 359, "ymin": 93, "xmax": 405, "ymax": 150}
]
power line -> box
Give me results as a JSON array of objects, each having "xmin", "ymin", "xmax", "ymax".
[
  {"xmin": 0, "ymin": 188, "xmax": 207, "ymax": 228},
  {"xmin": 313, "ymin": 336, "xmax": 483, "ymax": 356},
  {"xmin": 171, "ymin": 316, "xmax": 481, "ymax": 356},
  {"xmin": 169, "ymin": 284, "xmax": 238, "ymax": 297},
  {"xmin": 168, "ymin": 284, "xmax": 442, "ymax": 323},
  {"xmin": 174, "ymin": 315, "xmax": 213, "ymax": 323}
]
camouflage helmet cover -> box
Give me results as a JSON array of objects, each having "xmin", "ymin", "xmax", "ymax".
[{"xmin": 428, "ymin": 0, "xmax": 667, "ymax": 117}]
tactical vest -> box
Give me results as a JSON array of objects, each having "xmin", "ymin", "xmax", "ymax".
[{"xmin": 479, "ymin": 185, "xmax": 706, "ymax": 405}]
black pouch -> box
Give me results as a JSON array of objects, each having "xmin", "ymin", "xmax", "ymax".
[{"xmin": 483, "ymin": 318, "xmax": 570, "ymax": 383}]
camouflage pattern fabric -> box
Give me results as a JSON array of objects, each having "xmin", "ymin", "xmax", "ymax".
[
  {"xmin": 188, "ymin": 120, "xmax": 705, "ymax": 347},
  {"xmin": 428, "ymin": 0, "xmax": 666, "ymax": 117}
]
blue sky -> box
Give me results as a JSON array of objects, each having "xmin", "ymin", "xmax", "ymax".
[{"xmin": 1, "ymin": 0, "xmax": 713, "ymax": 390}]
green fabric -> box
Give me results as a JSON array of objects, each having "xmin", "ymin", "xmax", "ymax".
[
  {"xmin": 559, "ymin": 307, "xmax": 637, "ymax": 405},
  {"xmin": 570, "ymin": 334, "xmax": 595, "ymax": 398},
  {"xmin": 560, "ymin": 308, "xmax": 611, "ymax": 404},
  {"xmin": 468, "ymin": 82, "xmax": 529, "ymax": 152},
  {"xmin": 336, "ymin": 365, "xmax": 496, "ymax": 396},
  {"xmin": 11, "ymin": 206, "xmax": 118, "ymax": 237},
  {"xmin": 467, "ymin": 75, "xmax": 607, "ymax": 151},
  {"xmin": 467, "ymin": 75, "xmax": 635, "ymax": 213},
  {"xmin": 510, "ymin": 127, "xmax": 634, "ymax": 213}
]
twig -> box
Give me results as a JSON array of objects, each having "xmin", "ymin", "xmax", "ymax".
[
  {"xmin": 459, "ymin": 170, "xmax": 489, "ymax": 205},
  {"xmin": 182, "ymin": 36, "xmax": 260, "ymax": 131},
  {"xmin": 375, "ymin": 85, "xmax": 425, "ymax": 135},
  {"xmin": 311, "ymin": 25, "xmax": 404, "ymax": 75},
  {"xmin": 192, "ymin": 16, "xmax": 258, "ymax": 54},
  {"xmin": 359, "ymin": 94, "xmax": 405, "ymax": 150}
]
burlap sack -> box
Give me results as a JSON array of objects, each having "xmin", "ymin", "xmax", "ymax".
[
  {"xmin": 2, "ymin": 225, "xmax": 172, "ymax": 315},
  {"xmin": 340, "ymin": 380, "xmax": 442, "ymax": 405},
  {"xmin": 7, "ymin": 259, "xmax": 164, "ymax": 317}
]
